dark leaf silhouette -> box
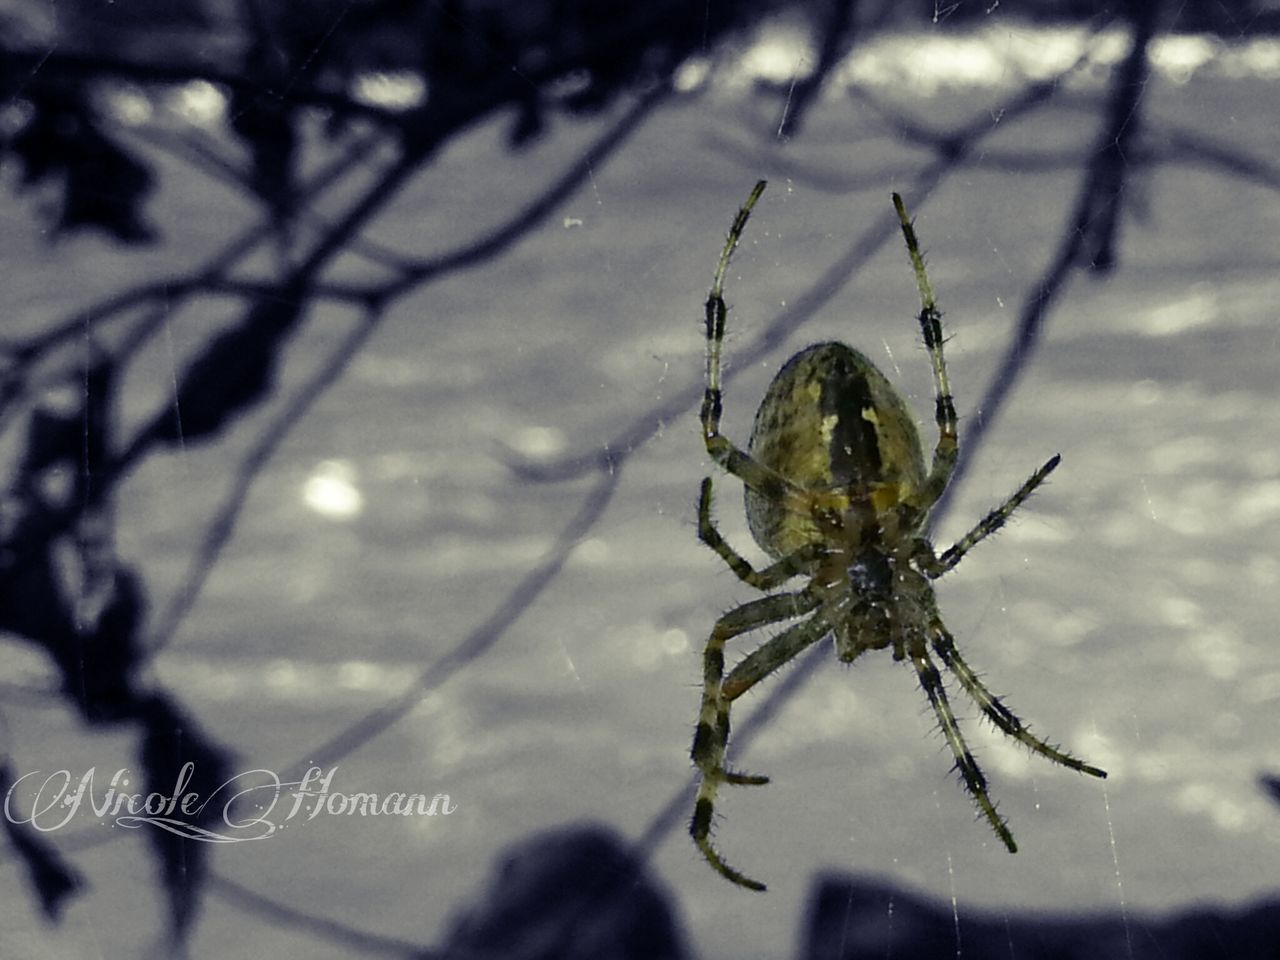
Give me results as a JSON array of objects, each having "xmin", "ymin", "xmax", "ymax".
[
  {"xmin": 0, "ymin": 763, "xmax": 85, "ymax": 920},
  {"xmin": 0, "ymin": 546, "xmax": 73, "ymax": 655},
  {"xmin": 1260, "ymin": 774, "xmax": 1280, "ymax": 806},
  {"xmin": 443, "ymin": 824, "xmax": 690, "ymax": 960},
  {"xmin": 9, "ymin": 84, "xmax": 156, "ymax": 243},
  {"xmin": 18, "ymin": 406, "xmax": 81, "ymax": 480},
  {"xmin": 151, "ymin": 298, "xmax": 303, "ymax": 447},
  {"xmin": 59, "ymin": 565, "xmax": 145, "ymax": 725},
  {"xmin": 137, "ymin": 693, "xmax": 234, "ymax": 947},
  {"xmin": 804, "ymin": 874, "xmax": 1280, "ymax": 960}
]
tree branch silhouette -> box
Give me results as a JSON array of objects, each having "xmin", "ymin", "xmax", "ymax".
[
  {"xmin": 931, "ymin": 0, "xmax": 1160, "ymax": 519},
  {"xmin": 145, "ymin": 85, "xmax": 664, "ymax": 657}
]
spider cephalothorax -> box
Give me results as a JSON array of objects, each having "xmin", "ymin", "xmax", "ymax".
[{"xmin": 688, "ymin": 181, "xmax": 1105, "ymax": 891}]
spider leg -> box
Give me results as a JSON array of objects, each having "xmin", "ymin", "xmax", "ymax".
[
  {"xmin": 699, "ymin": 477, "xmax": 824, "ymax": 589},
  {"xmin": 918, "ymin": 454, "xmax": 1061, "ymax": 577},
  {"xmin": 893, "ymin": 194, "xmax": 957, "ymax": 508},
  {"xmin": 930, "ymin": 623, "xmax": 1106, "ymax": 779},
  {"xmin": 722, "ymin": 608, "xmax": 832, "ymax": 702},
  {"xmin": 692, "ymin": 605, "xmax": 827, "ymax": 892},
  {"xmin": 908, "ymin": 640, "xmax": 1018, "ymax": 853},
  {"xmin": 692, "ymin": 591, "xmax": 821, "ymax": 784},
  {"xmin": 701, "ymin": 180, "xmax": 765, "ymax": 452},
  {"xmin": 701, "ymin": 183, "xmax": 813, "ymax": 511}
]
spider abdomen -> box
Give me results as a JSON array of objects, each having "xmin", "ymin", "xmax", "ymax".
[{"xmin": 745, "ymin": 342, "xmax": 927, "ymax": 558}]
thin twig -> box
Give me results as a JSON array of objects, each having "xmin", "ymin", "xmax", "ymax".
[
  {"xmin": 930, "ymin": 4, "xmax": 1159, "ymax": 520},
  {"xmin": 141, "ymin": 305, "xmax": 381, "ymax": 656},
  {"xmin": 282, "ymin": 468, "xmax": 620, "ymax": 780},
  {"xmin": 512, "ymin": 40, "xmax": 1101, "ymax": 485},
  {"xmin": 143, "ymin": 89, "xmax": 665, "ymax": 657},
  {"xmin": 207, "ymin": 873, "xmax": 433, "ymax": 958}
]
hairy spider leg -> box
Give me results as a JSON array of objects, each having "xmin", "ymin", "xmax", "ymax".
[
  {"xmin": 908, "ymin": 644, "xmax": 1018, "ymax": 852},
  {"xmin": 721, "ymin": 605, "xmax": 834, "ymax": 702},
  {"xmin": 929, "ymin": 623, "xmax": 1107, "ymax": 779},
  {"xmin": 700, "ymin": 182, "xmax": 810, "ymax": 511},
  {"xmin": 692, "ymin": 592, "xmax": 822, "ymax": 786},
  {"xmin": 892, "ymin": 193, "xmax": 958, "ymax": 510},
  {"xmin": 698, "ymin": 477, "xmax": 825, "ymax": 589},
  {"xmin": 692, "ymin": 610, "xmax": 831, "ymax": 892},
  {"xmin": 702, "ymin": 180, "xmax": 766, "ymax": 443},
  {"xmin": 701, "ymin": 179, "xmax": 764, "ymax": 455},
  {"xmin": 693, "ymin": 477, "xmax": 825, "ymax": 778},
  {"xmin": 923, "ymin": 454, "xmax": 1061, "ymax": 576}
]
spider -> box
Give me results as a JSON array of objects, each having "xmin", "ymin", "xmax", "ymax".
[{"xmin": 689, "ymin": 181, "xmax": 1106, "ymax": 891}]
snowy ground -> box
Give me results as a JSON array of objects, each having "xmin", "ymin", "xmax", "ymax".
[{"xmin": 3, "ymin": 24, "xmax": 1280, "ymax": 960}]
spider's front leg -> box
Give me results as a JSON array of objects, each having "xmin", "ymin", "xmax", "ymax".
[
  {"xmin": 927, "ymin": 454, "xmax": 1061, "ymax": 576},
  {"xmin": 893, "ymin": 193, "xmax": 958, "ymax": 507},
  {"xmin": 700, "ymin": 180, "xmax": 766, "ymax": 459},
  {"xmin": 700, "ymin": 182, "xmax": 810, "ymax": 512}
]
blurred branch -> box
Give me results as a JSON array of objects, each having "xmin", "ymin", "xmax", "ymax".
[
  {"xmin": 1, "ymin": 47, "xmax": 402, "ymax": 123},
  {"xmin": 511, "ymin": 40, "xmax": 1101, "ymax": 484},
  {"xmin": 0, "ymin": 124, "xmax": 383, "ymax": 393},
  {"xmin": 370, "ymin": 85, "xmax": 669, "ymax": 304},
  {"xmin": 774, "ymin": 0, "xmax": 862, "ymax": 139},
  {"xmin": 208, "ymin": 873, "xmax": 432, "ymax": 959},
  {"xmin": 141, "ymin": 305, "xmax": 380, "ymax": 656},
  {"xmin": 283, "ymin": 467, "xmax": 620, "ymax": 780},
  {"xmin": 931, "ymin": 0, "xmax": 1160, "ymax": 519},
  {"xmin": 1159, "ymin": 127, "xmax": 1280, "ymax": 193},
  {"xmin": 200, "ymin": 470, "xmax": 626, "ymax": 955},
  {"xmin": 142, "ymin": 86, "xmax": 664, "ymax": 657}
]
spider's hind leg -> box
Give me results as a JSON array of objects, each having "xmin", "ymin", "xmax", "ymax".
[
  {"xmin": 691, "ymin": 596, "xmax": 823, "ymax": 892},
  {"xmin": 691, "ymin": 592, "xmax": 817, "ymax": 785}
]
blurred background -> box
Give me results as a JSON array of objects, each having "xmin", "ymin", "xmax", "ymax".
[{"xmin": 1, "ymin": 1, "xmax": 1279, "ymax": 957}]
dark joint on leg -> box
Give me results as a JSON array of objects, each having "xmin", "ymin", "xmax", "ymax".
[
  {"xmin": 701, "ymin": 390, "xmax": 722, "ymax": 426},
  {"xmin": 691, "ymin": 797, "xmax": 714, "ymax": 838},
  {"xmin": 705, "ymin": 298, "xmax": 727, "ymax": 340},
  {"xmin": 691, "ymin": 722, "xmax": 716, "ymax": 764},
  {"xmin": 920, "ymin": 308, "xmax": 944, "ymax": 348}
]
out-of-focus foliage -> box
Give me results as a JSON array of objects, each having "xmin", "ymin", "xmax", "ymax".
[
  {"xmin": 0, "ymin": 0, "xmax": 806, "ymax": 241},
  {"xmin": 0, "ymin": 0, "xmax": 820, "ymax": 946}
]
